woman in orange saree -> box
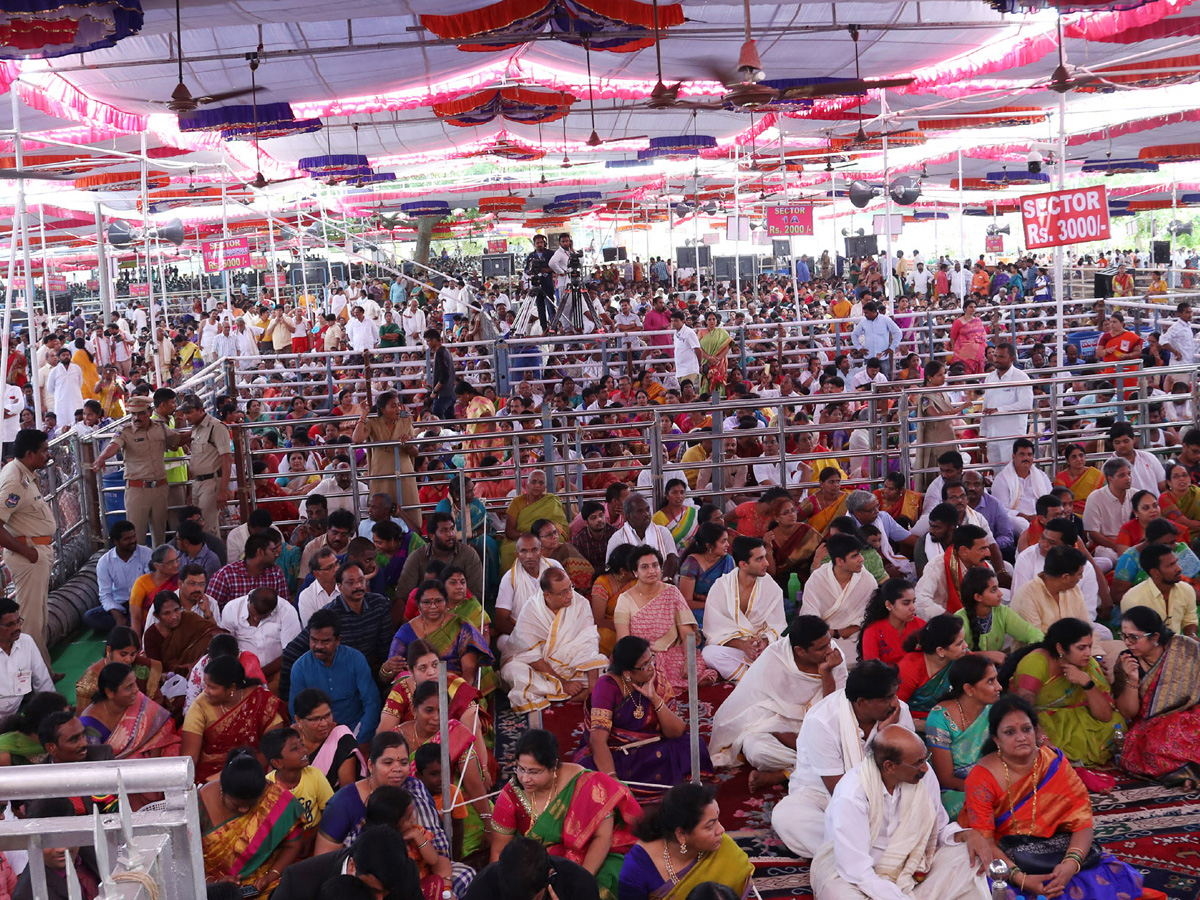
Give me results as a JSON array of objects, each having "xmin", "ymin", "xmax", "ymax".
[
  {"xmin": 797, "ymin": 468, "xmax": 848, "ymax": 536},
  {"xmin": 1053, "ymin": 444, "xmax": 1104, "ymax": 515},
  {"xmin": 182, "ymin": 657, "xmax": 287, "ymax": 783},
  {"xmin": 492, "ymin": 729, "xmax": 641, "ymax": 900}
]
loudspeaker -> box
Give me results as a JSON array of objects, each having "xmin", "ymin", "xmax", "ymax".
[
  {"xmin": 772, "ymin": 240, "xmax": 791, "ymax": 258},
  {"xmin": 1154, "ymin": 240, "xmax": 1171, "ymax": 265},
  {"xmin": 481, "ymin": 254, "xmax": 513, "ymax": 278},
  {"xmin": 676, "ymin": 246, "xmax": 712, "ymax": 269},
  {"xmin": 738, "ymin": 255, "xmax": 758, "ymax": 278},
  {"xmin": 1094, "ymin": 269, "xmax": 1114, "ymax": 299},
  {"xmin": 713, "ymin": 256, "xmax": 735, "ymax": 280},
  {"xmin": 328, "ymin": 262, "xmax": 350, "ymax": 284},
  {"xmin": 288, "ymin": 264, "xmax": 328, "ymax": 286},
  {"xmin": 844, "ymin": 235, "xmax": 879, "ymax": 257}
]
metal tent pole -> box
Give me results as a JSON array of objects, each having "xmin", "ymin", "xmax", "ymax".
[
  {"xmin": 95, "ymin": 203, "xmax": 112, "ymax": 324},
  {"xmin": 141, "ymin": 131, "xmax": 163, "ymax": 386},
  {"xmin": 13, "ymin": 89, "xmax": 43, "ymax": 427}
]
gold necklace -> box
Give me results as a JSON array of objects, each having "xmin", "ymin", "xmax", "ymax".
[
  {"xmin": 662, "ymin": 844, "xmax": 705, "ymax": 885},
  {"xmin": 1000, "ymin": 750, "xmax": 1039, "ymax": 833},
  {"xmin": 623, "ymin": 678, "xmax": 644, "ymax": 719},
  {"xmin": 518, "ymin": 769, "xmax": 559, "ymax": 821}
]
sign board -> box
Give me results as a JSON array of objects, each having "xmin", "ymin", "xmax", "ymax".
[
  {"xmin": 251, "ymin": 256, "xmax": 268, "ymax": 270},
  {"xmin": 46, "ymin": 275, "xmax": 67, "ymax": 293},
  {"xmin": 201, "ymin": 236, "xmax": 252, "ymax": 273},
  {"xmin": 703, "ymin": 233, "xmax": 721, "ymax": 245},
  {"xmin": 87, "ymin": 279, "xmax": 99, "ymax": 291},
  {"xmin": 766, "ymin": 204, "xmax": 814, "ymax": 236},
  {"xmin": 1020, "ymin": 185, "xmax": 1110, "ymax": 250},
  {"xmin": 9, "ymin": 277, "xmax": 23, "ymax": 290},
  {"xmin": 264, "ymin": 273, "xmax": 286, "ymax": 288},
  {"xmin": 129, "ymin": 282, "xmax": 150, "ymax": 297},
  {"xmin": 487, "ymin": 239, "xmax": 508, "ymax": 253},
  {"xmin": 872, "ymin": 213, "xmax": 904, "ymax": 236},
  {"xmin": 725, "ymin": 215, "xmax": 750, "ymax": 242},
  {"xmin": 985, "ymin": 235, "xmax": 1004, "ymax": 253}
]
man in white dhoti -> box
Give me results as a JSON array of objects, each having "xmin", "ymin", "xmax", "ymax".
[
  {"xmin": 501, "ymin": 567, "xmax": 607, "ymax": 715},
  {"xmin": 801, "ymin": 533, "xmax": 877, "ymax": 663},
  {"xmin": 606, "ymin": 493, "xmax": 679, "ymax": 579},
  {"xmin": 701, "ymin": 536, "xmax": 787, "ymax": 681},
  {"xmin": 771, "ymin": 659, "xmax": 915, "ymax": 859},
  {"xmin": 45, "ymin": 347, "xmax": 83, "ymax": 426},
  {"xmin": 989, "ymin": 438, "xmax": 1052, "ymax": 537},
  {"xmin": 495, "ymin": 533, "xmax": 565, "ymax": 655},
  {"xmin": 810, "ymin": 726, "xmax": 991, "ymax": 900},
  {"xmin": 915, "ymin": 525, "xmax": 993, "ymax": 621},
  {"xmin": 710, "ymin": 615, "xmax": 847, "ymax": 790}
]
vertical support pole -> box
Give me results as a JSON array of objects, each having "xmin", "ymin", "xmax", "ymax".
[
  {"xmin": 438, "ymin": 661, "xmax": 453, "ymax": 838},
  {"xmin": 1053, "ymin": 90, "xmax": 1067, "ymax": 368},
  {"xmin": 141, "ymin": 131, "xmax": 163, "ymax": 387},
  {"xmin": 95, "ymin": 203, "xmax": 112, "ymax": 324},
  {"xmin": 12, "ymin": 88, "xmax": 42, "ymax": 429},
  {"xmin": 686, "ymin": 631, "xmax": 700, "ymax": 785}
]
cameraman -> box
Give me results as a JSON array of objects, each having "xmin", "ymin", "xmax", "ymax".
[{"xmin": 524, "ymin": 233, "xmax": 556, "ymax": 332}]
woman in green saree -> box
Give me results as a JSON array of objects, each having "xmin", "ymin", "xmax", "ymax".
[
  {"xmin": 926, "ymin": 654, "xmax": 1001, "ymax": 816},
  {"xmin": 501, "ymin": 469, "xmax": 568, "ymax": 571},
  {"xmin": 896, "ymin": 614, "xmax": 969, "ymax": 726},
  {"xmin": 699, "ymin": 311, "xmax": 732, "ymax": 396},
  {"xmin": 0, "ymin": 691, "xmax": 68, "ymax": 766},
  {"xmin": 387, "ymin": 581, "xmax": 494, "ymax": 699},
  {"xmin": 652, "ymin": 480, "xmax": 699, "ymax": 553},
  {"xmin": 618, "ymin": 782, "xmax": 752, "ymax": 900},
  {"xmin": 491, "ymin": 729, "xmax": 642, "ymax": 900}
]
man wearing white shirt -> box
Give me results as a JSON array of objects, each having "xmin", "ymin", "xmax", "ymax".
[
  {"xmin": 605, "ymin": 493, "xmax": 679, "ymax": 578},
  {"xmin": 907, "ymin": 261, "xmax": 933, "ymax": 297},
  {"xmin": 850, "ymin": 358, "xmax": 887, "ymax": 392},
  {"xmin": 400, "ymin": 298, "xmax": 427, "ymax": 347},
  {"xmin": 219, "ymin": 587, "xmax": 302, "ymax": 682},
  {"xmin": 494, "ymin": 534, "xmax": 565, "ymax": 655},
  {"xmin": 0, "ymin": 599, "xmax": 53, "ymax": 723},
  {"xmin": 1, "ymin": 373, "xmax": 23, "ymax": 460},
  {"xmin": 1161, "ymin": 302, "xmax": 1195, "ymax": 364},
  {"xmin": 771, "ymin": 660, "xmax": 916, "ymax": 859},
  {"xmin": 1108, "ymin": 421, "xmax": 1166, "ymax": 496},
  {"xmin": 989, "ymin": 438, "xmax": 1053, "ymax": 535},
  {"xmin": 297, "ymin": 547, "xmax": 341, "ymax": 627},
  {"xmin": 980, "ymin": 342, "xmax": 1033, "ymax": 466},
  {"xmin": 920, "ymin": 452, "xmax": 965, "ymax": 519},
  {"xmin": 811, "ymin": 726, "xmax": 990, "ymax": 900},
  {"xmin": 1011, "ymin": 518, "xmax": 1108, "ymax": 625},
  {"xmin": 670, "ymin": 310, "xmax": 702, "ymax": 386},
  {"xmin": 345, "ymin": 306, "xmax": 380, "ymax": 352},
  {"xmin": 234, "ymin": 319, "xmax": 260, "ymax": 359}
]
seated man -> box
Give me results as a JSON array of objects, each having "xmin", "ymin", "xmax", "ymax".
[
  {"xmin": 287, "ymin": 609, "xmax": 380, "ymax": 741},
  {"xmin": 989, "ymin": 438, "xmax": 1052, "ymax": 536},
  {"xmin": 810, "ymin": 725, "xmax": 991, "ymax": 900},
  {"xmin": 710, "ymin": 615, "xmax": 847, "ymax": 790},
  {"xmin": 1009, "ymin": 545, "xmax": 1121, "ymax": 659},
  {"xmin": 605, "ymin": 493, "xmax": 679, "ymax": 579},
  {"xmin": 701, "ymin": 536, "xmax": 786, "ymax": 680},
  {"xmin": 914, "ymin": 503, "xmax": 958, "ymax": 576},
  {"xmin": 219, "ymin": 587, "xmax": 302, "ymax": 686},
  {"xmin": 501, "ymin": 568, "xmax": 606, "ymax": 716},
  {"xmin": 1112, "ymin": 516, "xmax": 1200, "ymax": 604},
  {"xmin": 801, "ymin": 533, "xmax": 876, "ymax": 663},
  {"xmin": 771, "ymin": 659, "xmax": 915, "ymax": 859},
  {"xmin": 1015, "ymin": 493, "xmax": 1063, "ymax": 553},
  {"xmin": 1011, "ymin": 518, "xmax": 1111, "ymax": 627},
  {"xmin": 845, "ymin": 490, "xmax": 916, "ymax": 580},
  {"xmin": 1121, "ymin": 542, "xmax": 1200, "ymax": 637},
  {"xmin": 495, "ymin": 533, "xmax": 565, "ymax": 653},
  {"xmin": 1083, "ymin": 458, "xmax": 1133, "ymax": 568},
  {"xmin": 915, "ymin": 525, "xmax": 993, "ymax": 620}
]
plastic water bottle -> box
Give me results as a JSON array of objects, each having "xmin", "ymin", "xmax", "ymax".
[{"xmin": 787, "ymin": 572, "xmax": 801, "ymax": 607}]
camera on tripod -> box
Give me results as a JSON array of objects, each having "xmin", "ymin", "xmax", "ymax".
[{"xmin": 567, "ymin": 250, "xmax": 584, "ymax": 284}]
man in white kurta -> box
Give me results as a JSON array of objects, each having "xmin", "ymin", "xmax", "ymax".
[
  {"xmin": 501, "ymin": 568, "xmax": 607, "ymax": 715},
  {"xmin": 771, "ymin": 660, "xmax": 915, "ymax": 859},
  {"xmin": 605, "ymin": 493, "xmax": 679, "ymax": 577},
  {"xmin": 980, "ymin": 343, "xmax": 1033, "ymax": 466},
  {"xmin": 495, "ymin": 533, "xmax": 565, "ymax": 656},
  {"xmin": 710, "ymin": 616, "xmax": 847, "ymax": 789},
  {"xmin": 701, "ymin": 537, "xmax": 786, "ymax": 681},
  {"xmin": 45, "ymin": 348, "xmax": 83, "ymax": 426},
  {"xmin": 914, "ymin": 525, "xmax": 993, "ymax": 621},
  {"xmin": 989, "ymin": 438, "xmax": 1053, "ymax": 536},
  {"xmin": 802, "ymin": 533, "xmax": 876, "ymax": 663},
  {"xmin": 810, "ymin": 727, "xmax": 990, "ymax": 900}
]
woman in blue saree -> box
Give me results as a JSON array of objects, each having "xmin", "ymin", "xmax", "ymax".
[
  {"xmin": 925, "ymin": 654, "xmax": 1001, "ymax": 816},
  {"xmin": 896, "ymin": 614, "xmax": 969, "ymax": 725}
]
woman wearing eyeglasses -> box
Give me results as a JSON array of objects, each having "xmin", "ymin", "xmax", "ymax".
[
  {"xmin": 574, "ymin": 636, "xmax": 711, "ymax": 802},
  {"xmin": 293, "ymin": 688, "xmax": 364, "ymax": 791},
  {"xmin": 1113, "ymin": 606, "xmax": 1200, "ymax": 787}
]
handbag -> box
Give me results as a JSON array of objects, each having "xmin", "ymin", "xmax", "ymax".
[{"xmin": 997, "ymin": 833, "xmax": 1102, "ymax": 876}]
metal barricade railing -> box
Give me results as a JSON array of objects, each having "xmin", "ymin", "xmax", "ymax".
[{"xmin": 0, "ymin": 758, "xmax": 204, "ymax": 900}]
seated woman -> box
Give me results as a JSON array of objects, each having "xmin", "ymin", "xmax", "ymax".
[
  {"xmin": 677, "ymin": 522, "xmax": 734, "ymax": 626},
  {"xmin": 380, "ymin": 639, "xmax": 490, "ymax": 743},
  {"xmin": 493, "ymin": 729, "xmax": 642, "ymax": 900},
  {"xmin": 615, "ymin": 546, "xmax": 717, "ymax": 694},
  {"xmin": 75, "ymin": 626, "xmax": 162, "ymax": 712},
  {"xmin": 0, "ymin": 692, "xmax": 68, "ymax": 766},
  {"xmin": 200, "ymin": 749, "xmax": 304, "ymax": 894},
  {"xmin": 1053, "ymin": 443, "xmax": 1104, "ymax": 515},
  {"xmin": 652, "ymin": 479, "xmax": 699, "ymax": 553},
  {"xmin": 575, "ymin": 636, "xmax": 711, "ymax": 800},
  {"xmin": 895, "ymin": 614, "xmax": 969, "ymax": 724},
  {"xmin": 364, "ymin": 783, "xmax": 473, "ymax": 900},
  {"xmin": 385, "ymin": 581, "xmax": 492, "ymax": 694},
  {"xmin": 436, "ymin": 473, "xmax": 499, "ymax": 577},
  {"xmin": 873, "ymin": 472, "xmax": 922, "ymax": 528},
  {"xmin": 925, "ymin": 654, "xmax": 1001, "ymax": 817},
  {"xmin": 293, "ymin": 688, "xmax": 364, "ymax": 791},
  {"xmin": 618, "ymin": 782, "xmax": 752, "ymax": 900},
  {"xmin": 1113, "ymin": 606, "xmax": 1200, "ymax": 786},
  {"xmin": 954, "ymin": 566, "xmax": 1043, "ymax": 663},
  {"xmin": 182, "ymin": 656, "xmax": 287, "ymax": 784},
  {"xmin": 1012, "ymin": 617, "xmax": 1124, "ymax": 768},
  {"xmin": 1159, "ymin": 462, "xmax": 1200, "ymax": 544},
  {"xmin": 762, "ymin": 496, "xmax": 816, "ymax": 595},
  {"xmin": 143, "ymin": 591, "xmax": 225, "ymax": 678},
  {"xmin": 315, "ymin": 732, "xmax": 411, "ymax": 852},
  {"xmin": 1116, "ymin": 489, "xmax": 1185, "ymax": 554},
  {"xmin": 591, "ymin": 544, "xmax": 637, "ymax": 657},
  {"xmin": 858, "ymin": 578, "xmax": 923, "ymax": 667},
  {"xmin": 962, "ymin": 695, "xmax": 1143, "ymax": 900},
  {"xmin": 129, "ymin": 544, "xmax": 180, "ymax": 633},
  {"xmin": 1112, "ymin": 516, "xmax": 1200, "ymax": 606},
  {"xmin": 797, "ymin": 466, "xmax": 848, "ymax": 532},
  {"xmin": 501, "ymin": 470, "xmax": 568, "ymax": 571},
  {"xmin": 532, "ymin": 517, "xmax": 595, "ymax": 596},
  {"xmin": 79, "ymin": 662, "xmax": 180, "ymax": 762}
]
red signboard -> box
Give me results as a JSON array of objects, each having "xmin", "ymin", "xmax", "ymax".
[
  {"xmin": 46, "ymin": 275, "xmax": 67, "ymax": 293},
  {"xmin": 87, "ymin": 279, "xmax": 99, "ymax": 291},
  {"xmin": 985, "ymin": 235, "xmax": 1003, "ymax": 253},
  {"xmin": 129, "ymin": 282, "xmax": 150, "ymax": 297},
  {"xmin": 201, "ymin": 236, "xmax": 252, "ymax": 273},
  {"xmin": 1020, "ymin": 185, "xmax": 1110, "ymax": 249},
  {"xmin": 766, "ymin": 204, "xmax": 814, "ymax": 237},
  {"xmin": 264, "ymin": 273, "xmax": 285, "ymax": 288},
  {"xmin": 487, "ymin": 239, "xmax": 508, "ymax": 253},
  {"xmin": 9, "ymin": 277, "xmax": 23, "ymax": 290}
]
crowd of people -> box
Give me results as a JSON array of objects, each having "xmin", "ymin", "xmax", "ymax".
[{"xmin": 0, "ymin": 239, "xmax": 1196, "ymax": 900}]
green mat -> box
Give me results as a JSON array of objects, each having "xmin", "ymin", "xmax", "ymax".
[{"xmin": 50, "ymin": 629, "xmax": 106, "ymax": 706}]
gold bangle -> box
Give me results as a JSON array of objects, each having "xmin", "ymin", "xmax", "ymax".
[{"xmin": 654, "ymin": 701, "xmax": 665, "ymax": 711}]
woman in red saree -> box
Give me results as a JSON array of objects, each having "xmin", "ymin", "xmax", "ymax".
[
  {"xmin": 1114, "ymin": 606, "xmax": 1200, "ymax": 785},
  {"xmin": 492, "ymin": 729, "xmax": 641, "ymax": 900},
  {"xmin": 379, "ymin": 640, "xmax": 490, "ymax": 742},
  {"xmin": 182, "ymin": 656, "xmax": 286, "ymax": 783},
  {"xmin": 873, "ymin": 472, "xmax": 922, "ymax": 527}
]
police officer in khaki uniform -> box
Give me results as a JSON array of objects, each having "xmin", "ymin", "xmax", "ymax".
[
  {"xmin": 0, "ymin": 429, "xmax": 60, "ymax": 673},
  {"xmin": 91, "ymin": 395, "xmax": 185, "ymax": 547},
  {"xmin": 176, "ymin": 394, "xmax": 233, "ymax": 533}
]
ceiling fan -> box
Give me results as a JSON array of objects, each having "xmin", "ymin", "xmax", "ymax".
[
  {"xmin": 580, "ymin": 38, "xmax": 647, "ymax": 147},
  {"xmin": 151, "ymin": 0, "xmax": 262, "ymax": 114},
  {"xmin": 238, "ymin": 53, "xmax": 306, "ymax": 190},
  {"xmin": 1041, "ymin": 18, "xmax": 1099, "ymax": 94},
  {"xmin": 0, "ymin": 167, "xmax": 70, "ymax": 182}
]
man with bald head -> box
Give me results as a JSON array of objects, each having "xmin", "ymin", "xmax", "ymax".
[
  {"xmin": 495, "ymin": 532, "xmax": 565, "ymax": 653},
  {"xmin": 811, "ymin": 724, "xmax": 991, "ymax": 900}
]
